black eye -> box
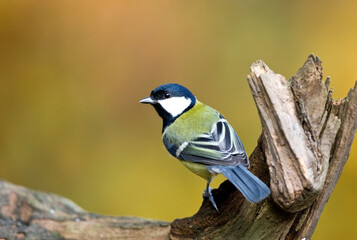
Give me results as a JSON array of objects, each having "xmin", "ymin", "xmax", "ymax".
[{"xmin": 164, "ymin": 93, "xmax": 171, "ymax": 98}]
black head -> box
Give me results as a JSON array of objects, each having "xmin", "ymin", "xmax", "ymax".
[{"xmin": 140, "ymin": 83, "xmax": 196, "ymax": 130}]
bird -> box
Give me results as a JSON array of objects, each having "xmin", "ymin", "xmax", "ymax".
[{"xmin": 140, "ymin": 83, "xmax": 270, "ymax": 211}]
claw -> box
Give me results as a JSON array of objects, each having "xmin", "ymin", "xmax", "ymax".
[
  {"xmin": 202, "ymin": 187, "xmax": 213, "ymax": 198},
  {"xmin": 208, "ymin": 190, "xmax": 219, "ymax": 212},
  {"xmin": 202, "ymin": 180, "xmax": 219, "ymax": 212}
]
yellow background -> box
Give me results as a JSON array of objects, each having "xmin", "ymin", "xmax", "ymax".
[{"xmin": 0, "ymin": 1, "xmax": 356, "ymax": 239}]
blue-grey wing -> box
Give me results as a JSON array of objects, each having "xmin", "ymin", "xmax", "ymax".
[{"xmin": 165, "ymin": 117, "xmax": 249, "ymax": 167}]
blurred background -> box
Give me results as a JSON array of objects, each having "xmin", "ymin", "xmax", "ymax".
[{"xmin": 0, "ymin": 0, "xmax": 356, "ymax": 238}]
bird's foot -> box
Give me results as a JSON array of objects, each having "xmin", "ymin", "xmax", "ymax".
[
  {"xmin": 202, "ymin": 186, "xmax": 213, "ymax": 198},
  {"xmin": 203, "ymin": 187, "xmax": 219, "ymax": 212}
]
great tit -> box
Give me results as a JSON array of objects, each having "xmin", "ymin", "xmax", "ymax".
[{"xmin": 140, "ymin": 83, "xmax": 270, "ymax": 211}]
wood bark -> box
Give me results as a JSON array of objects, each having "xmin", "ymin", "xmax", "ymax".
[
  {"xmin": 0, "ymin": 55, "xmax": 356, "ymax": 240},
  {"xmin": 0, "ymin": 180, "xmax": 171, "ymax": 240}
]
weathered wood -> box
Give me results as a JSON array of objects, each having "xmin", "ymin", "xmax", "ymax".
[
  {"xmin": 249, "ymin": 56, "xmax": 341, "ymax": 212},
  {"xmin": 0, "ymin": 180, "xmax": 170, "ymax": 240},
  {"xmin": 171, "ymin": 55, "xmax": 357, "ymax": 239},
  {"xmin": 0, "ymin": 55, "xmax": 355, "ymax": 239}
]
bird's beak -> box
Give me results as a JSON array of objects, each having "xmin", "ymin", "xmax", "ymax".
[{"xmin": 139, "ymin": 97, "xmax": 156, "ymax": 104}]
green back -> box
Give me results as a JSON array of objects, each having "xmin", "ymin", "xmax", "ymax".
[{"xmin": 163, "ymin": 101, "xmax": 220, "ymax": 145}]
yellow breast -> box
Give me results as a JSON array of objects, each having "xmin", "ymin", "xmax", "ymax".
[{"xmin": 180, "ymin": 160, "xmax": 217, "ymax": 181}]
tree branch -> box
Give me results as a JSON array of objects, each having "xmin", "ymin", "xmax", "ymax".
[
  {"xmin": 0, "ymin": 55, "xmax": 355, "ymax": 239},
  {"xmin": 171, "ymin": 54, "xmax": 357, "ymax": 239},
  {"xmin": 0, "ymin": 180, "xmax": 170, "ymax": 240}
]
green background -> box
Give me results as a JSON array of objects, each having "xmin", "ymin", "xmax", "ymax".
[{"xmin": 0, "ymin": 1, "xmax": 356, "ymax": 239}]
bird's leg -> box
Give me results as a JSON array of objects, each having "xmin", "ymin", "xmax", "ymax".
[
  {"xmin": 202, "ymin": 180, "xmax": 212, "ymax": 198},
  {"xmin": 202, "ymin": 179, "xmax": 219, "ymax": 212}
]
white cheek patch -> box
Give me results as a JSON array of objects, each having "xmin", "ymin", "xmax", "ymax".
[{"xmin": 158, "ymin": 96, "xmax": 192, "ymax": 117}]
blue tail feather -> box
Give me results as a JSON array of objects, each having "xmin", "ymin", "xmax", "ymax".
[{"xmin": 217, "ymin": 165, "xmax": 270, "ymax": 203}]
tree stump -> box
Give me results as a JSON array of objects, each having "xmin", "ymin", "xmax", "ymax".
[{"xmin": 1, "ymin": 55, "xmax": 356, "ymax": 240}]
